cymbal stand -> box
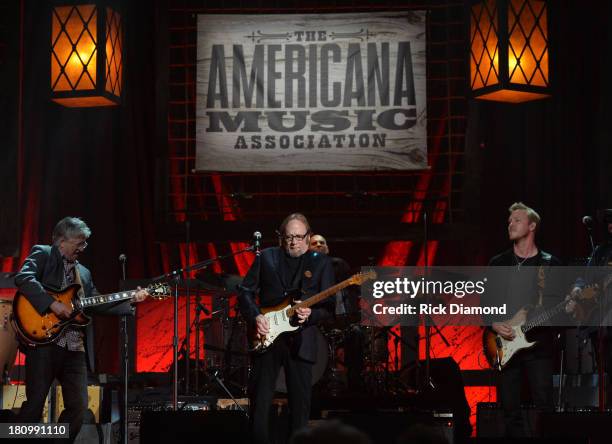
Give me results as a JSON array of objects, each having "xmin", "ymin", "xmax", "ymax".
[
  {"xmin": 151, "ymin": 245, "xmax": 255, "ymax": 411},
  {"xmin": 194, "ymin": 287, "xmax": 202, "ymax": 393},
  {"xmin": 206, "ymin": 368, "xmax": 248, "ymax": 416}
]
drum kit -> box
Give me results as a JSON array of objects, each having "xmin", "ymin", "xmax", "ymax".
[
  {"xmin": 317, "ymin": 313, "xmax": 397, "ymax": 396},
  {"xmin": 173, "ymin": 274, "xmax": 250, "ymax": 397}
]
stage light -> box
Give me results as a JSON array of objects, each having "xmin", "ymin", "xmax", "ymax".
[
  {"xmin": 51, "ymin": 3, "xmax": 122, "ymax": 107},
  {"xmin": 470, "ymin": 0, "xmax": 550, "ymax": 103}
]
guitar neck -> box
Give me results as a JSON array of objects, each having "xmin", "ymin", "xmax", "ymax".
[
  {"xmin": 522, "ymin": 300, "xmax": 566, "ymax": 333},
  {"xmin": 80, "ymin": 289, "xmax": 137, "ymax": 308},
  {"xmin": 287, "ymin": 279, "xmax": 352, "ymax": 317},
  {"xmin": 522, "ymin": 285, "xmax": 597, "ymax": 333}
]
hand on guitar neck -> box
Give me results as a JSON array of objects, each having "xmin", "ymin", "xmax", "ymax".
[
  {"xmin": 131, "ymin": 286, "xmax": 149, "ymax": 303},
  {"xmin": 49, "ymin": 286, "xmax": 149, "ymax": 320},
  {"xmin": 293, "ymin": 300, "xmax": 311, "ymax": 324}
]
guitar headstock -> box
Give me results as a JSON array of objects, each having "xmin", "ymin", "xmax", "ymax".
[
  {"xmin": 146, "ymin": 283, "xmax": 172, "ymax": 300},
  {"xmin": 349, "ymin": 270, "xmax": 377, "ymax": 286}
]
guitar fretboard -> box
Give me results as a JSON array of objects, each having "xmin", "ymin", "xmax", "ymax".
[
  {"xmin": 521, "ymin": 286, "xmax": 596, "ymax": 333},
  {"xmin": 522, "ymin": 301, "xmax": 565, "ymax": 332},
  {"xmin": 80, "ymin": 291, "xmax": 137, "ymax": 308},
  {"xmin": 286, "ymin": 277, "xmax": 358, "ymax": 317}
]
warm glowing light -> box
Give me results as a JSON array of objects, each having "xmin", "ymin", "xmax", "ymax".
[
  {"xmin": 470, "ymin": 0, "xmax": 549, "ymax": 102},
  {"xmin": 51, "ymin": 4, "xmax": 122, "ymax": 107}
]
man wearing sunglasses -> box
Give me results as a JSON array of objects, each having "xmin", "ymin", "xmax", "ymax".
[
  {"xmin": 238, "ymin": 213, "xmax": 335, "ymax": 444},
  {"xmin": 14, "ymin": 216, "xmax": 148, "ymax": 442}
]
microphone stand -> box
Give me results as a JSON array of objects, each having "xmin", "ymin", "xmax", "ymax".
[
  {"xmin": 586, "ymin": 227, "xmax": 595, "ymax": 259},
  {"xmin": 423, "ymin": 210, "xmax": 432, "ymax": 390},
  {"xmin": 420, "ymin": 210, "xmax": 450, "ymax": 392},
  {"xmin": 119, "ymin": 255, "xmax": 128, "ymax": 444},
  {"xmin": 150, "ymin": 245, "xmax": 255, "ymax": 411},
  {"xmin": 185, "ymin": 221, "xmax": 191, "ymax": 395},
  {"xmin": 194, "ymin": 288, "xmax": 202, "ymax": 394}
]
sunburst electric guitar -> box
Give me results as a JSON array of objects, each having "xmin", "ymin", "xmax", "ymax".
[
  {"xmin": 482, "ymin": 286, "xmax": 597, "ymax": 370},
  {"xmin": 249, "ymin": 270, "xmax": 377, "ymax": 352},
  {"xmin": 12, "ymin": 282, "xmax": 170, "ymax": 346}
]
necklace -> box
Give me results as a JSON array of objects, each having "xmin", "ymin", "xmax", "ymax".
[{"xmin": 514, "ymin": 253, "xmax": 529, "ymax": 269}]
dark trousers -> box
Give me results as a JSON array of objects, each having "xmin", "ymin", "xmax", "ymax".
[
  {"xmin": 249, "ymin": 337, "xmax": 313, "ymax": 444},
  {"xmin": 17, "ymin": 344, "xmax": 88, "ymax": 443},
  {"xmin": 499, "ymin": 352, "xmax": 552, "ymax": 437}
]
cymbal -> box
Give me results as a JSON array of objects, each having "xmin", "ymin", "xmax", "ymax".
[
  {"xmin": 172, "ymin": 278, "xmax": 233, "ymax": 294},
  {"xmin": 196, "ymin": 270, "xmax": 243, "ymax": 292}
]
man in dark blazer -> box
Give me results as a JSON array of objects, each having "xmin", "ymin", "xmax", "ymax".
[
  {"xmin": 238, "ymin": 213, "xmax": 335, "ymax": 444},
  {"xmin": 14, "ymin": 217, "xmax": 147, "ymax": 442}
]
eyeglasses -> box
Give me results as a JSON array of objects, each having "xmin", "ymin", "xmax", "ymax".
[
  {"xmin": 280, "ymin": 233, "xmax": 309, "ymax": 242},
  {"xmin": 65, "ymin": 239, "xmax": 88, "ymax": 250}
]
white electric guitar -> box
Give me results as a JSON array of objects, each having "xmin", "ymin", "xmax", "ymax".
[{"xmin": 249, "ymin": 270, "xmax": 376, "ymax": 352}]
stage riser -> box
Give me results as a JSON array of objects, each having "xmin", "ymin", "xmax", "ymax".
[
  {"xmin": 322, "ymin": 412, "xmax": 454, "ymax": 444},
  {"xmin": 477, "ymin": 405, "xmax": 612, "ymax": 443},
  {"xmin": 140, "ymin": 411, "xmax": 249, "ymax": 444},
  {"xmin": 138, "ymin": 410, "xmax": 453, "ymax": 444}
]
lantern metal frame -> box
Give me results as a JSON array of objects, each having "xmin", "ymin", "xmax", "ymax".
[
  {"xmin": 50, "ymin": 0, "xmax": 122, "ymax": 107},
  {"xmin": 469, "ymin": 0, "xmax": 551, "ymax": 103}
]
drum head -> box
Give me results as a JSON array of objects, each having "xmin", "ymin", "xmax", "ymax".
[{"xmin": 275, "ymin": 328, "xmax": 328, "ymax": 393}]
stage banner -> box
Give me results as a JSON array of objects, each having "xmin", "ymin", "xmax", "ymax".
[{"xmin": 196, "ymin": 12, "xmax": 427, "ymax": 172}]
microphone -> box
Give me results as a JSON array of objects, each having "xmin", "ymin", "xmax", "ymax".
[
  {"xmin": 119, "ymin": 254, "xmax": 127, "ymax": 280},
  {"xmin": 253, "ymin": 231, "xmax": 262, "ymax": 255},
  {"xmin": 581, "ymin": 216, "xmax": 595, "ymax": 256}
]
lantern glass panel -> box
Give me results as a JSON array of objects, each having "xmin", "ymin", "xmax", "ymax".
[
  {"xmin": 508, "ymin": 0, "xmax": 548, "ymax": 86},
  {"xmin": 470, "ymin": 0, "xmax": 499, "ymax": 90},
  {"xmin": 105, "ymin": 7, "xmax": 122, "ymax": 96},
  {"xmin": 51, "ymin": 5, "xmax": 98, "ymax": 92}
]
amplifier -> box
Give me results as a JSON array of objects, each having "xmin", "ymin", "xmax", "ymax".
[
  {"xmin": 1, "ymin": 384, "xmax": 50, "ymax": 422},
  {"xmin": 54, "ymin": 385, "xmax": 102, "ymax": 422},
  {"xmin": 127, "ymin": 395, "xmax": 215, "ymax": 444},
  {"xmin": 1, "ymin": 384, "xmax": 102, "ymax": 423}
]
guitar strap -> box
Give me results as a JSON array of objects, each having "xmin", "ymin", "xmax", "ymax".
[
  {"xmin": 74, "ymin": 266, "xmax": 85, "ymax": 300},
  {"xmin": 536, "ymin": 251, "xmax": 552, "ymax": 307}
]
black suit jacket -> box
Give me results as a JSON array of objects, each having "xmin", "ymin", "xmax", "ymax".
[
  {"xmin": 14, "ymin": 244, "xmax": 133, "ymax": 372},
  {"xmin": 237, "ymin": 247, "xmax": 335, "ymax": 362}
]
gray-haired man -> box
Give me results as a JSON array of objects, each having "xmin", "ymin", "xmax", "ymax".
[{"xmin": 14, "ymin": 217, "xmax": 148, "ymax": 442}]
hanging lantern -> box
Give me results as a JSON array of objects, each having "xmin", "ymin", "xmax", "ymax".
[
  {"xmin": 51, "ymin": 3, "xmax": 122, "ymax": 107},
  {"xmin": 470, "ymin": 0, "xmax": 550, "ymax": 103}
]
